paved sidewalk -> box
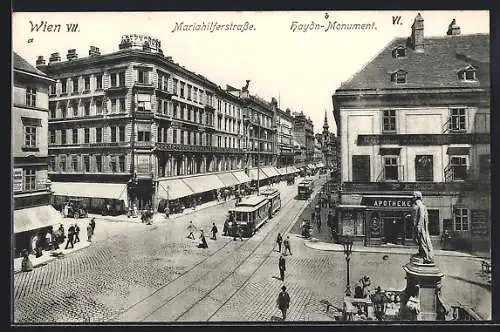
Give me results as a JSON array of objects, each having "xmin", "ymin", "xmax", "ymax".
[
  {"xmin": 303, "ymin": 238, "xmax": 482, "ymax": 259},
  {"xmin": 13, "ymin": 240, "xmax": 91, "ymax": 274},
  {"xmin": 87, "ymin": 197, "xmax": 237, "ymax": 224}
]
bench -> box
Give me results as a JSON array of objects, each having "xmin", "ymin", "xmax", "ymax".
[{"xmin": 481, "ymin": 261, "xmax": 491, "ymax": 274}]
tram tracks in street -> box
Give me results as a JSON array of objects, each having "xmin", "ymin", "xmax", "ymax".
[
  {"xmin": 131, "ymin": 177, "xmax": 326, "ymax": 322},
  {"xmin": 110, "ymin": 182, "xmax": 301, "ymax": 322}
]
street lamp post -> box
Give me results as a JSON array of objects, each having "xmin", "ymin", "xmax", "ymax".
[{"xmin": 341, "ymin": 236, "xmax": 354, "ymax": 297}]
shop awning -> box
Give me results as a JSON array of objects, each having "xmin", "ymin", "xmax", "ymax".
[
  {"xmin": 157, "ymin": 179, "xmax": 194, "ymax": 200},
  {"xmin": 277, "ymin": 168, "xmax": 287, "ymax": 175},
  {"xmin": 248, "ymin": 168, "xmax": 268, "ymax": 181},
  {"xmin": 51, "ymin": 182, "xmax": 127, "ymax": 200},
  {"xmin": 216, "ymin": 172, "xmax": 240, "ymax": 187},
  {"xmin": 316, "ymin": 162, "xmax": 325, "ymax": 168},
  {"xmin": 288, "ymin": 166, "xmax": 299, "ymax": 173},
  {"xmin": 182, "ymin": 174, "xmax": 225, "ymax": 194},
  {"xmin": 14, "ymin": 205, "xmax": 63, "ymax": 234},
  {"xmin": 261, "ymin": 166, "xmax": 280, "ymax": 178},
  {"xmin": 232, "ymin": 171, "xmax": 251, "ymax": 184},
  {"xmin": 307, "ymin": 164, "xmax": 316, "ymax": 169}
]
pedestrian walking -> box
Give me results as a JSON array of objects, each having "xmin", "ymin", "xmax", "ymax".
[
  {"xmin": 74, "ymin": 223, "xmax": 80, "ymax": 243},
  {"xmin": 187, "ymin": 221, "xmax": 197, "ymax": 239},
  {"xmin": 87, "ymin": 222, "xmax": 94, "ymax": 242},
  {"xmin": 164, "ymin": 206, "xmax": 170, "ymax": 219},
  {"xmin": 275, "ymin": 233, "xmax": 283, "ymax": 252},
  {"xmin": 197, "ymin": 230, "xmax": 208, "ymax": 248},
  {"xmin": 58, "ymin": 224, "xmax": 65, "ymax": 243},
  {"xmin": 65, "ymin": 224, "xmax": 75, "ymax": 249},
  {"xmin": 223, "ymin": 219, "xmax": 229, "ymax": 236},
  {"xmin": 283, "ymin": 236, "xmax": 292, "ymax": 255},
  {"xmin": 276, "ymin": 285, "xmax": 291, "ymax": 320},
  {"xmin": 211, "ymin": 223, "xmax": 218, "ymax": 240},
  {"xmin": 278, "ymin": 254, "xmax": 286, "ymax": 281},
  {"xmin": 90, "ymin": 217, "xmax": 96, "ymax": 232}
]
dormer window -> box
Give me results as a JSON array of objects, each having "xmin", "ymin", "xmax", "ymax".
[
  {"xmin": 391, "ymin": 70, "xmax": 407, "ymax": 84},
  {"xmin": 392, "ymin": 46, "xmax": 407, "ymax": 58},
  {"xmin": 458, "ymin": 65, "xmax": 478, "ymax": 82}
]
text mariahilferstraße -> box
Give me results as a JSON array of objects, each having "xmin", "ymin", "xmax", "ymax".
[
  {"xmin": 290, "ymin": 20, "xmax": 377, "ymax": 32},
  {"xmin": 171, "ymin": 21, "xmax": 256, "ymax": 33}
]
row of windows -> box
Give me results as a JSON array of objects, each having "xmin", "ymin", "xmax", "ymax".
[
  {"xmin": 50, "ymin": 72, "xmax": 125, "ymax": 95},
  {"xmin": 390, "ymin": 68, "xmax": 478, "ymax": 84},
  {"xmin": 49, "ymin": 98, "xmax": 126, "ymax": 119},
  {"xmin": 49, "ymin": 126, "xmax": 126, "ymax": 144},
  {"xmin": 351, "ymin": 154, "xmax": 490, "ymax": 182},
  {"xmin": 49, "ymin": 155, "xmax": 126, "ymax": 173},
  {"xmin": 381, "ymin": 108, "xmax": 467, "ymax": 133}
]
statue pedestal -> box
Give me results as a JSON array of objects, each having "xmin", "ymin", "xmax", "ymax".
[{"xmin": 402, "ymin": 256, "xmax": 444, "ymax": 321}]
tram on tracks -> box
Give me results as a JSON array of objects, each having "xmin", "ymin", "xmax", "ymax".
[
  {"xmin": 297, "ymin": 178, "xmax": 314, "ymax": 200},
  {"xmin": 260, "ymin": 187, "xmax": 282, "ymax": 217},
  {"xmin": 230, "ymin": 195, "xmax": 271, "ymax": 237}
]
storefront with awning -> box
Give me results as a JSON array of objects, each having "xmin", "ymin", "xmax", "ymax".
[
  {"xmin": 51, "ymin": 181, "xmax": 128, "ymax": 214},
  {"xmin": 277, "ymin": 168, "xmax": 287, "ymax": 175},
  {"xmin": 232, "ymin": 170, "xmax": 251, "ymax": 184},
  {"xmin": 261, "ymin": 166, "xmax": 280, "ymax": 178},
  {"xmin": 14, "ymin": 205, "xmax": 63, "ymax": 234},
  {"xmin": 156, "ymin": 178, "xmax": 196, "ymax": 212},
  {"xmin": 216, "ymin": 172, "xmax": 240, "ymax": 188},
  {"xmin": 14, "ymin": 205, "xmax": 65, "ymax": 257},
  {"xmin": 182, "ymin": 174, "xmax": 225, "ymax": 195},
  {"xmin": 157, "ymin": 179, "xmax": 194, "ymax": 200},
  {"xmin": 316, "ymin": 162, "xmax": 325, "ymax": 168},
  {"xmin": 248, "ymin": 168, "xmax": 269, "ymax": 181}
]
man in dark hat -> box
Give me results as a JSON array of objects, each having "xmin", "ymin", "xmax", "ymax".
[{"xmin": 277, "ymin": 285, "xmax": 291, "ymax": 320}]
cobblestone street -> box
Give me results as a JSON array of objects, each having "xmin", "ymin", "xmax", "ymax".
[{"xmin": 13, "ymin": 176, "xmax": 491, "ymax": 322}]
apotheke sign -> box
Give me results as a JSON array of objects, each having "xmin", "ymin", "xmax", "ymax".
[{"xmin": 361, "ymin": 196, "xmax": 413, "ymax": 208}]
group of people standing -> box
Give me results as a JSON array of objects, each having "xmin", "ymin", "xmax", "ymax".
[{"xmin": 21, "ymin": 218, "xmax": 97, "ymax": 273}]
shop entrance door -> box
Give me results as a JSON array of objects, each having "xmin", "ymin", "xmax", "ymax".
[{"xmin": 383, "ymin": 217, "xmax": 399, "ymax": 244}]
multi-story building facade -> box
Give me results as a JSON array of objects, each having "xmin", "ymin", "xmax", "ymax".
[
  {"xmin": 332, "ymin": 15, "xmax": 490, "ymax": 251},
  {"xmin": 13, "ymin": 52, "xmax": 57, "ymax": 256},
  {"xmin": 275, "ymin": 105, "xmax": 295, "ymax": 171},
  {"xmin": 293, "ymin": 111, "xmax": 315, "ymax": 162},
  {"xmin": 36, "ymin": 35, "xmax": 289, "ymax": 213}
]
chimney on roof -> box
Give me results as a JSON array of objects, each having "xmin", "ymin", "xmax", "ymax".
[
  {"xmin": 66, "ymin": 49, "xmax": 78, "ymax": 61},
  {"xmin": 271, "ymin": 97, "xmax": 278, "ymax": 107},
  {"xmin": 286, "ymin": 108, "xmax": 291, "ymax": 115},
  {"xmin": 166, "ymin": 56, "xmax": 173, "ymax": 62},
  {"xmin": 49, "ymin": 52, "xmax": 61, "ymax": 63},
  {"xmin": 447, "ymin": 19, "xmax": 461, "ymax": 36},
  {"xmin": 35, "ymin": 56, "xmax": 46, "ymax": 67},
  {"xmin": 89, "ymin": 46, "xmax": 101, "ymax": 56},
  {"xmin": 410, "ymin": 13, "xmax": 424, "ymax": 53}
]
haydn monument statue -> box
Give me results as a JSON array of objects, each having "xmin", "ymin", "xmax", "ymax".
[{"xmin": 411, "ymin": 191, "xmax": 434, "ymax": 264}]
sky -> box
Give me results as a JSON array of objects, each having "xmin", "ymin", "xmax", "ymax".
[{"xmin": 12, "ymin": 10, "xmax": 489, "ymax": 134}]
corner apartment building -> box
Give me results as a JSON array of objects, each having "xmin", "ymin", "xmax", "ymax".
[
  {"xmin": 36, "ymin": 35, "xmax": 286, "ymax": 212},
  {"xmin": 275, "ymin": 105, "xmax": 297, "ymax": 175},
  {"xmin": 332, "ymin": 15, "xmax": 490, "ymax": 250},
  {"xmin": 293, "ymin": 111, "xmax": 316, "ymax": 171},
  {"xmin": 13, "ymin": 52, "xmax": 58, "ymax": 256},
  {"xmin": 238, "ymin": 90, "xmax": 280, "ymax": 183}
]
